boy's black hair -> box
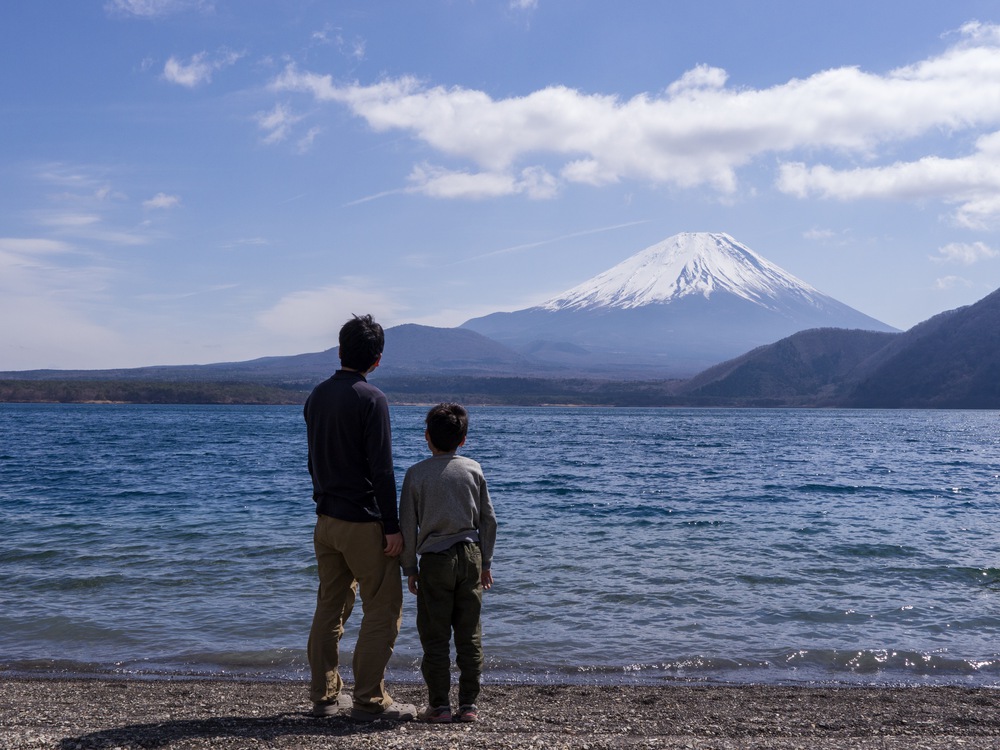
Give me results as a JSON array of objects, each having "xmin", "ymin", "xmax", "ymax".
[
  {"xmin": 338, "ymin": 314, "xmax": 384, "ymax": 372},
  {"xmin": 425, "ymin": 402, "xmax": 468, "ymax": 453}
]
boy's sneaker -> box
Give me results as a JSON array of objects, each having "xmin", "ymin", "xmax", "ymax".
[
  {"xmin": 417, "ymin": 705, "xmax": 453, "ymax": 723},
  {"xmin": 454, "ymin": 704, "xmax": 478, "ymax": 722}
]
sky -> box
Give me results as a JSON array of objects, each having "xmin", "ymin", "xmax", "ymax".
[{"xmin": 4, "ymin": 0, "xmax": 1000, "ymax": 370}]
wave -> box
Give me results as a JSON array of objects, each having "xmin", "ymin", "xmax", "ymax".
[{"xmin": 6, "ymin": 647, "xmax": 1000, "ymax": 688}]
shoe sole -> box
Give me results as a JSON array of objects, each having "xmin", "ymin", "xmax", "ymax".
[
  {"xmin": 350, "ymin": 710, "xmax": 416, "ymax": 723},
  {"xmin": 312, "ymin": 696, "xmax": 352, "ymax": 717}
]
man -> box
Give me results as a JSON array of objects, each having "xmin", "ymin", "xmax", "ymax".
[{"xmin": 303, "ymin": 314, "xmax": 416, "ymax": 722}]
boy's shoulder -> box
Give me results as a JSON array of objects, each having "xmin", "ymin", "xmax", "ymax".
[
  {"xmin": 406, "ymin": 453, "xmax": 483, "ymax": 474},
  {"xmin": 446, "ymin": 453, "xmax": 484, "ymax": 471}
]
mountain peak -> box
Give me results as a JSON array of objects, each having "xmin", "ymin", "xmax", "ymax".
[{"xmin": 540, "ymin": 232, "xmax": 820, "ymax": 312}]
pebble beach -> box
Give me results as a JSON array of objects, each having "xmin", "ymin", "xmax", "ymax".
[{"xmin": 4, "ymin": 678, "xmax": 1000, "ymax": 749}]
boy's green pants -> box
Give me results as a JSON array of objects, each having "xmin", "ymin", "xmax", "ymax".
[{"xmin": 416, "ymin": 541, "xmax": 483, "ymax": 708}]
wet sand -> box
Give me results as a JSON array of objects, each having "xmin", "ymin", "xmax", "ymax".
[{"xmin": 3, "ymin": 677, "xmax": 1000, "ymax": 749}]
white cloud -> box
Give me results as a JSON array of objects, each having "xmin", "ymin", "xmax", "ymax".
[
  {"xmin": 105, "ymin": 0, "xmax": 212, "ymax": 18},
  {"xmin": 222, "ymin": 237, "xmax": 269, "ymax": 248},
  {"xmin": 932, "ymin": 241, "xmax": 999, "ymax": 264},
  {"xmin": 934, "ymin": 275, "xmax": 974, "ymax": 290},
  {"xmin": 256, "ymin": 283, "xmax": 405, "ymax": 347},
  {"xmin": 952, "ymin": 20, "xmax": 1000, "ymax": 46},
  {"xmin": 164, "ymin": 54, "xmax": 213, "ymax": 87},
  {"xmin": 405, "ymin": 163, "xmax": 559, "ymax": 200},
  {"xmin": 296, "ymin": 126, "xmax": 323, "ymax": 153},
  {"xmin": 311, "ymin": 23, "xmax": 366, "ymax": 60},
  {"xmin": 163, "ymin": 49, "xmax": 242, "ymax": 87},
  {"xmin": 29, "ymin": 167, "xmax": 156, "ymax": 246},
  {"xmin": 0, "ymin": 294, "xmax": 123, "ymax": 371},
  {"xmin": 777, "ymin": 130, "xmax": 1000, "ymax": 227},
  {"xmin": 510, "ymin": 0, "xmax": 538, "ymax": 10},
  {"xmin": 143, "ymin": 192, "xmax": 180, "ymax": 209},
  {"xmin": 665, "ymin": 64, "xmax": 729, "ymax": 96},
  {"xmin": 269, "ymin": 23, "xmax": 1000, "ymax": 215},
  {"xmin": 0, "ymin": 238, "xmax": 74, "ymax": 255},
  {"xmin": 0, "ymin": 236, "xmax": 122, "ymax": 370},
  {"xmin": 803, "ymin": 228, "xmax": 836, "ymax": 241},
  {"xmin": 255, "ymin": 103, "xmax": 304, "ymax": 144}
]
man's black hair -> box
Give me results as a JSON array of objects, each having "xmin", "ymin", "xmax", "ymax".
[
  {"xmin": 338, "ymin": 314, "xmax": 384, "ymax": 372},
  {"xmin": 425, "ymin": 402, "xmax": 468, "ymax": 453}
]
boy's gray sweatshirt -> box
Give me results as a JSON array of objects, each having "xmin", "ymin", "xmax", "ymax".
[{"xmin": 399, "ymin": 453, "xmax": 497, "ymax": 577}]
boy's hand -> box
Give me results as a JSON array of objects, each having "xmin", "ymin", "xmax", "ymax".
[
  {"xmin": 481, "ymin": 569, "xmax": 493, "ymax": 590},
  {"xmin": 383, "ymin": 532, "xmax": 403, "ymax": 557},
  {"xmin": 407, "ymin": 574, "xmax": 419, "ymax": 595}
]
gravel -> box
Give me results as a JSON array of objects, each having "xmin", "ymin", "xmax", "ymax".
[{"xmin": 3, "ymin": 677, "xmax": 1000, "ymax": 749}]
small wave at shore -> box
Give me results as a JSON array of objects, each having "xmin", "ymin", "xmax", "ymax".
[{"xmin": 5, "ymin": 646, "xmax": 1000, "ymax": 689}]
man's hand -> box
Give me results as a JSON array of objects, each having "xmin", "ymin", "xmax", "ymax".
[
  {"xmin": 407, "ymin": 574, "xmax": 419, "ymax": 595},
  {"xmin": 383, "ymin": 532, "xmax": 403, "ymax": 557},
  {"xmin": 481, "ymin": 569, "xmax": 494, "ymax": 590}
]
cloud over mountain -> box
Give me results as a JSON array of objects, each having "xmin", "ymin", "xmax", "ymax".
[{"xmin": 271, "ymin": 22, "xmax": 1000, "ymax": 222}]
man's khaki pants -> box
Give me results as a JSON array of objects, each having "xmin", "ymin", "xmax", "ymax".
[{"xmin": 308, "ymin": 514, "xmax": 403, "ymax": 710}]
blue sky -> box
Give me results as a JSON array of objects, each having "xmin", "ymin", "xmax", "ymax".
[{"xmin": 4, "ymin": 1, "xmax": 1000, "ymax": 370}]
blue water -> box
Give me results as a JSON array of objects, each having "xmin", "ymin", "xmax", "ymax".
[{"xmin": 2, "ymin": 404, "xmax": 1000, "ymax": 687}]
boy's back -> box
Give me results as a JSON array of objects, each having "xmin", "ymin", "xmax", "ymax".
[{"xmin": 400, "ymin": 453, "xmax": 496, "ymax": 576}]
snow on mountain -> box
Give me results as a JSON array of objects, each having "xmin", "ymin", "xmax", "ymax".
[
  {"xmin": 461, "ymin": 231, "xmax": 897, "ymax": 378},
  {"xmin": 541, "ymin": 232, "xmax": 821, "ymax": 312}
]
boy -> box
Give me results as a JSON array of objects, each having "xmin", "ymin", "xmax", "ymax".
[{"xmin": 399, "ymin": 403, "xmax": 498, "ymax": 723}]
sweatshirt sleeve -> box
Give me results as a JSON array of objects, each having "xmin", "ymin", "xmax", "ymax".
[
  {"xmin": 399, "ymin": 469, "xmax": 419, "ymax": 576},
  {"xmin": 477, "ymin": 470, "xmax": 498, "ymax": 571}
]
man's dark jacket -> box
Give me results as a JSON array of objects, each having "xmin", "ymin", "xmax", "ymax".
[{"xmin": 303, "ymin": 370, "xmax": 399, "ymax": 534}]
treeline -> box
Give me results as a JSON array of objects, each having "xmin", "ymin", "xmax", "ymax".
[
  {"xmin": 0, "ymin": 375, "xmax": 814, "ymax": 407},
  {"xmin": 0, "ymin": 380, "xmax": 308, "ymax": 405},
  {"xmin": 0, "ymin": 376, "xmax": 696, "ymax": 407},
  {"xmin": 378, "ymin": 376, "xmax": 689, "ymax": 406}
]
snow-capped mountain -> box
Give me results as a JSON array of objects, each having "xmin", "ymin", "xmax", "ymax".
[
  {"xmin": 541, "ymin": 232, "xmax": 822, "ymax": 312},
  {"xmin": 462, "ymin": 232, "xmax": 897, "ymax": 378}
]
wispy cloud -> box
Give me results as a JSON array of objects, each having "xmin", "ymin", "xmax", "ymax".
[
  {"xmin": 143, "ymin": 192, "xmax": 181, "ymax": 210},
  {"xmin": 222, "ymin": 237, "xmax": 269, "ymax": 249},
  {"xmin": 267, "ymin": 23, "xmax": 1000, "ymax": 219},
  {"xmin": 29, "ymin": 165, "xmax": 154, "ymax": 246},
  {"xmin": 296, "ymin": 126, "xmax": 323, "ymax": 153},
  {"xmin": 803, "ymin": 228, "xmax": 836, "ymax": 241},
  {"xmin": 163, "ymin": 49, "xmax": 242, "ymax": 88},
  {"xmin": 311, "ymin": 23, "xmax": 367, "ymax": 61},
  {"xmin": 406, "ymin": 163, "xmax": 559, "ymax": 200},
  {"xmin": 934, "ymin": 275, "xmax": 974, "ymax": 290},
  {"xmin": 257, "ymin": 282, "xmax": 405, "ymax": 344},
  {"xmin": 463, "ymin": 220, "xmax": 651, "ymax": 262},
  {"xmin": 0, "ymin": 238, "xmax": 75, "ymax": 255},
  {"xmin": 255, "ymin": 103, "xmax": 304, "ymax": 144},
  {"xmin": 932, "ymin": 241, "xmax": 999, "ymax": 264},
  {"xmin": 105, "ymin": 0, "xmax": 213, "ymax": 18}
]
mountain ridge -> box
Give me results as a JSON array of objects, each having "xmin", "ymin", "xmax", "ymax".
[{"xmin": 462, "ymin": 232, "xmax": 896, "ymax": 376}]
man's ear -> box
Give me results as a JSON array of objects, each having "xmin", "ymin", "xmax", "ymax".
[{"xmin": 368, "ymin": 354, "xmax": 382, "ymax": 373}]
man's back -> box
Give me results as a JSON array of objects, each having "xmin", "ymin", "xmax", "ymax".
[{"xmin": 304, "ymin": 370, "xmax": 397, "ymax": 530}]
